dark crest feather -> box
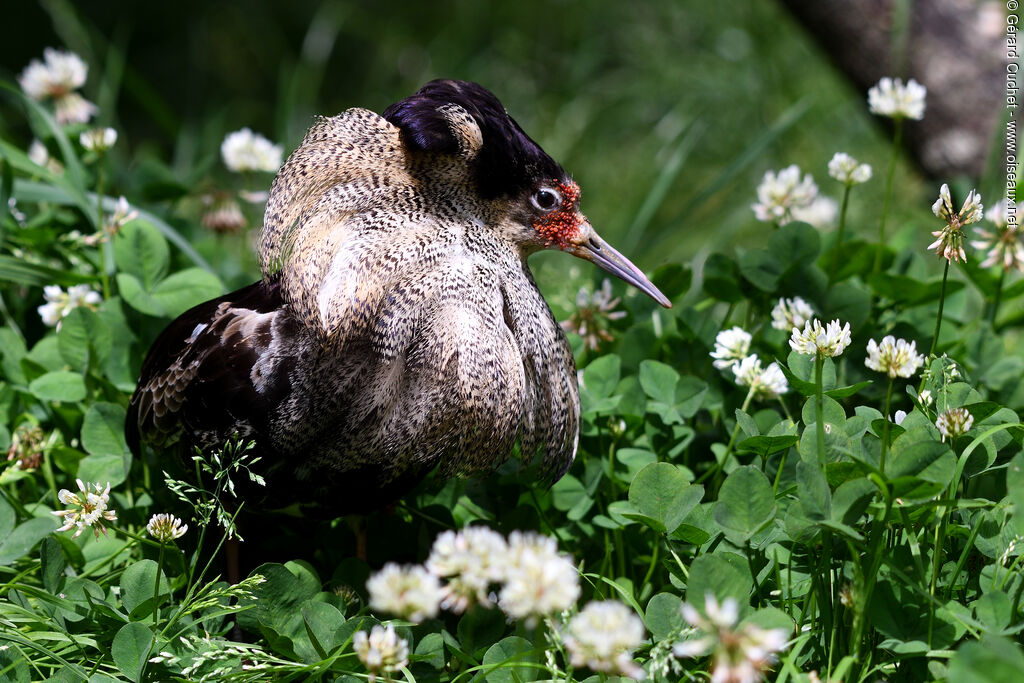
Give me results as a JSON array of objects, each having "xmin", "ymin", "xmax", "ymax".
[{"xmin": 383, "ymin": 79, "xmax": 566, "ymax": 199}]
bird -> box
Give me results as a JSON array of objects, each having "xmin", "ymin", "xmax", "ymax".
[{"xmin": 126, "ymin": 79, "xmax": 670, "ymax": 516}]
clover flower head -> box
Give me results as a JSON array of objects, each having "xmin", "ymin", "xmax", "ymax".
[
  {"xmin": 201, "ymin": 193, "xmax": 247, "ymax": 234},
  {"xmin": 789, "ymin": 318, "xmax": 852, "ymax": 358},
  {"xmin": 105, "ymin": 196, "xmax": 139, "ymax": 237},
  {"xmin": 55, "ymin": 93, "xmax": 99, "ymax": 126},
  {"xmin": 986, "ymin": 199, "xmax": 1010, "ymax": 229},
  {"xmin": 711, "ymin": 326, "xmax": 753, "ymax": 370},
  {"xmin": 935, "ymin": 407, "xmax": 974, "ymax": 441},
  {"xmin": 674, "ymin": 594, "xmax": 789, "ymax": 683},
  {"xmin": 752, "ymin": 165, "xmax": 818, "ymax": 225},
  {"xmin": 19, "ymin": 48, "xmax": 88, "ymax": 99},
  {"xmin": 827, "ymin": 153, "xmax": 872, "ymax": 185},
  {"xmin": 498, "ymin": 531, "xmax": 580, "ymax": 623},
  {"xmin": 564, "ymin": 601, "xmax": 647, "ymax": 679},
  {"xmin": 971, "ymin": 199, "xmax": 1024, "ymax": 272},
  {"xmin": 771, "ymin": 296, "xmax": 815, "ymax": 331},
  {"xmin": 561, "ymin": 278, "xmax": 628, "ymax": 351},
  {"xmin": 932, "ymin": 184, "xmax": 983, "ymax": 226},
  {"xmin": 28, "ymin": 139, "xmax": 64, "ymax": 175},
  {"xmin": 865, "ymin": 335, "xmax": 926, "ymax": 378},
  {"xmin": 353, "ymin": 624, "xmax": 409, "ymax": 681},
  {"xmin": 918, "ymin": 389, "xmax": 933, "ymax": 407},
  {"xmin": 220, "ymin": 128, "xmax": 283, "ymax": 173},
  {"xmin": 51, "ymin": 479, "xmax": 117, "ymax": 539},
  {"xmin": 38, "ymin": 284, "xmax": 103, "ymax": 329},
  {"xmin": 427, "ymin": 526, "xmax": 508, "ymax": 612},
  {"xmin": 929, "ymin": 184, "xmax": 983, "ymax": 263},
  {"xmin": 28, "ymin": 139, "xmax": 48, "ymax": 166},
  {"xmin": 868, "ymin": 77, "xmax": 927, "ymax": 120},
  {"xmin": 791, "ymin": 196, "xmax": 838, "ymax": 228},
  {"xmin": 733, "ymin": 355, "xmax": 789, "ymax": 401},
  {"xmin": 80, "ymin": 127, "xmax": 117, "ymax": 153},
  {"xmin": 366, "ymin": 563, "xmax": 442, "ymax": 623},
  {"xmin": 6, "ymin": 424, "xmax": 45, "ymax": 471},
  {"xmin": 19, "ymin": 49, "xmax": 97, "ymax": 124},
  {"xmin": 147, "ymin": 513, "xmax": 188, "ymax": 543}
]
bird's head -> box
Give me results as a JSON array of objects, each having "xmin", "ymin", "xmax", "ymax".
[{"xmin": 383, "ymin": 80, "xmax": 671, "ymax": 308}]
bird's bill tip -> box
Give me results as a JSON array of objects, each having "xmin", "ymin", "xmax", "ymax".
[{"xmin": 567, "ymin": 225, "xmax": 672, "ymax": 308}]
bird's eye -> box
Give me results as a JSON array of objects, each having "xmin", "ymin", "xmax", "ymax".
[{"xmin": 531, "ymin": 187, "xmax": 562, "ymax": 212}]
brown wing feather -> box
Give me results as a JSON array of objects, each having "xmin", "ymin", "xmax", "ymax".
[{"xmin": 127, "ymin": 275, "xmax": 299, "ymax": 456}]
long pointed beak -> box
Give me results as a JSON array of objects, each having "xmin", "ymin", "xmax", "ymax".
[{"xmin": 566, "ymin": 221, "xmax": 672, "ymax": 308}]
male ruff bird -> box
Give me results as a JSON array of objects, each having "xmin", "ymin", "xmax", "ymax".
[{"xmin": 127, "ymin": 80, "xmax": 670, "ymax": 515}]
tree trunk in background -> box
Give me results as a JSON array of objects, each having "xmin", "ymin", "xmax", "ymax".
[{"xmin": 777, "ymin": 0, "xmax": 1010, "ymax": 181}]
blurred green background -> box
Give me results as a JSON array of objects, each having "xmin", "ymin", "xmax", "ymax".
[{"xmin": 3, "ymin": 0, "xmax": 931, "ymax": 300}]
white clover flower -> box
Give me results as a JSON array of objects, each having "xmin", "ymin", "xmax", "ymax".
[
  {"xmin": 732, "ymin": 355, "xmax": 789, "ymax": 401},
  {"xmin": 146, "ymin": 513, "xmax": 188, "ymax": 543},
  {"xmin": 54, "ymin": 92, "xmax": 99, "ymax": 125},
  {"xmin": 201, "ymin": 193, "xmax": 247, "ymax": 234},
  {"xmin": 498, "ymin": 531, "xmax": 580, "ymax": 623},
  {"xmin": 561, "ymin": 279, "xmax": 628, "ymax": 351},
  {"xmin": 564, "ymin": 601, "xmax": 647, "ymax": 679},
  {"xmin": 674, "ymin": 594, "xmax": 789, "ymax": 683},
  {"xmin": 791, "ymin": 196, "xmax": 838, "ymax": 228},
  {"xmin": 752, "ymin": 165, "xmax": 818, "ymax": 225},
  {"xmin": 38, "ymin": 284, "xmax": 102, "ymax": 329},
  {"xmin": 893, "ymin": 410, "xmax": 907, "ymax": 426},
  {"xmin": 971, "ymin": 200, "xmax": 1024, "ymax": 272},
  {"xmin": 986, "ymin": 199, "xmax": 1010, "ymax": 229},
  {"xmin": 80, "ymin": 127, "xmax": 117, "ymax": 153},
  {"xmin": 67, "ymin": 284, "xmax": 103, "ymax": 308},
  {"xmin": 51, "ymin": 479, "xmax": 117, "ymax": 539},
  {"xmin": 353, "ymin": 624, "xmax": 409, "ymax": 681},
  {"xmin": 28, "ymin": 140, "xmax": 50, "ymax": 166},
  {"xmin": 932, "ymin": 184, "xmax": 984, "ymax": 226},
  {"xmin": 426, "ymin": 526, "xmax": 508, "ymax": 612},
  {"xmin": 105, "ymin": 196, "xmax": 139, "ymax": 236},
  {"xmin": 220, "ymin": 128, "xmax": 283, "ymax": 173},
  {"xmin": 936, "ymin": 407, "xmax": 974, "ymax": 441},
  {"xmin": 929, "ymin": 184, "xmax": 983, "ymax": 263},
  {"xmin": 19, "ymin": 49, "xmax": 97, "ymax": 124},
  {"xmin": 789, "ymin": 318, "xmax": 852, "ymax": 358},
  {"xmin": 918, "ymin": 390, "xmax": 933, "ymax": 407},
  {"xmin": 864, "ymin": 335, "xmax": 926, "ymax": 378},
  {"xmin": 711, "ymin": 327, "xmax": 752, "ymax": 370},
  {"xmin": 366, "ymin": 563, "xmax": 442, "ymax": 623},
  {"xmin": 867, "ymin": 77, "xmax": 927, "ymax": 120},
  {"xmin": 771, "ymin": 296, "xmax": 815, "ymax": 332},
  {"xmin": 27, "ymin": 139, "xmax": 64, "ymax": 175},
  {"xmin": 19, "ymin": 48, "xmax": 88, "ymax": 99},
  {"xmin": 827, "ymin": 153, "xmax": 872, "ymax": 185}
]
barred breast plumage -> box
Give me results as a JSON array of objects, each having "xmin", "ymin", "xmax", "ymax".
[{"xmin": 127, "ymin": 80, "xmax": 669, "ymax": 513}]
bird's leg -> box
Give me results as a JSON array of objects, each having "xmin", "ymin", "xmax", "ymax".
[
  {"xmin": 345, "ymin": 515, "xmax": 367, "ymax": 561},
  {"xmin": 226, "ymin": 534, "xmax": 241, "ymax": 586}
]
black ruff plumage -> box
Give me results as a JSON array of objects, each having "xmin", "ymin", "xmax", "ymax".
[{"xmin": 127, "ymin": 80, "xmax": 669, "ymax": 513}]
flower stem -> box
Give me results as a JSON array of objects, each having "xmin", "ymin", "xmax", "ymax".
[
  {"xmin": 990, "ymin": 267, "xmax": 1006, "ymax": 327},
  {"xmin": 815, "ymin": 353, "xmax": 826, "ymax": 469},
  {"xmin": 95, "ymin": 167, "xmax": 112, "ymax": 300},
  {"xmin": 880, "ymin": 377, "xmax": 894, "ymax": 473},
  {"xmin": 154, "ymin": 542, "xmax": 165, "ymax": 624},
  {"xmin": 830, "ymin": 184, "xmax": 852, "ymax": 285},
  {"xmin": 873, "ymin": 118, "xmax": 903, "ymax": 274},
  {"xmin": 929, "ymin": 259, "xmax": 951, "ymax": 357},
  {"xmin": 698, "ymin": 385, "xmax": 755, "ymax": 488}
]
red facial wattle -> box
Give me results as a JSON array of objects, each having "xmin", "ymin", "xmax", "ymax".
[{"xmin": 533, "ymin": 181, "xmax": 583, "ymax": 250}]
